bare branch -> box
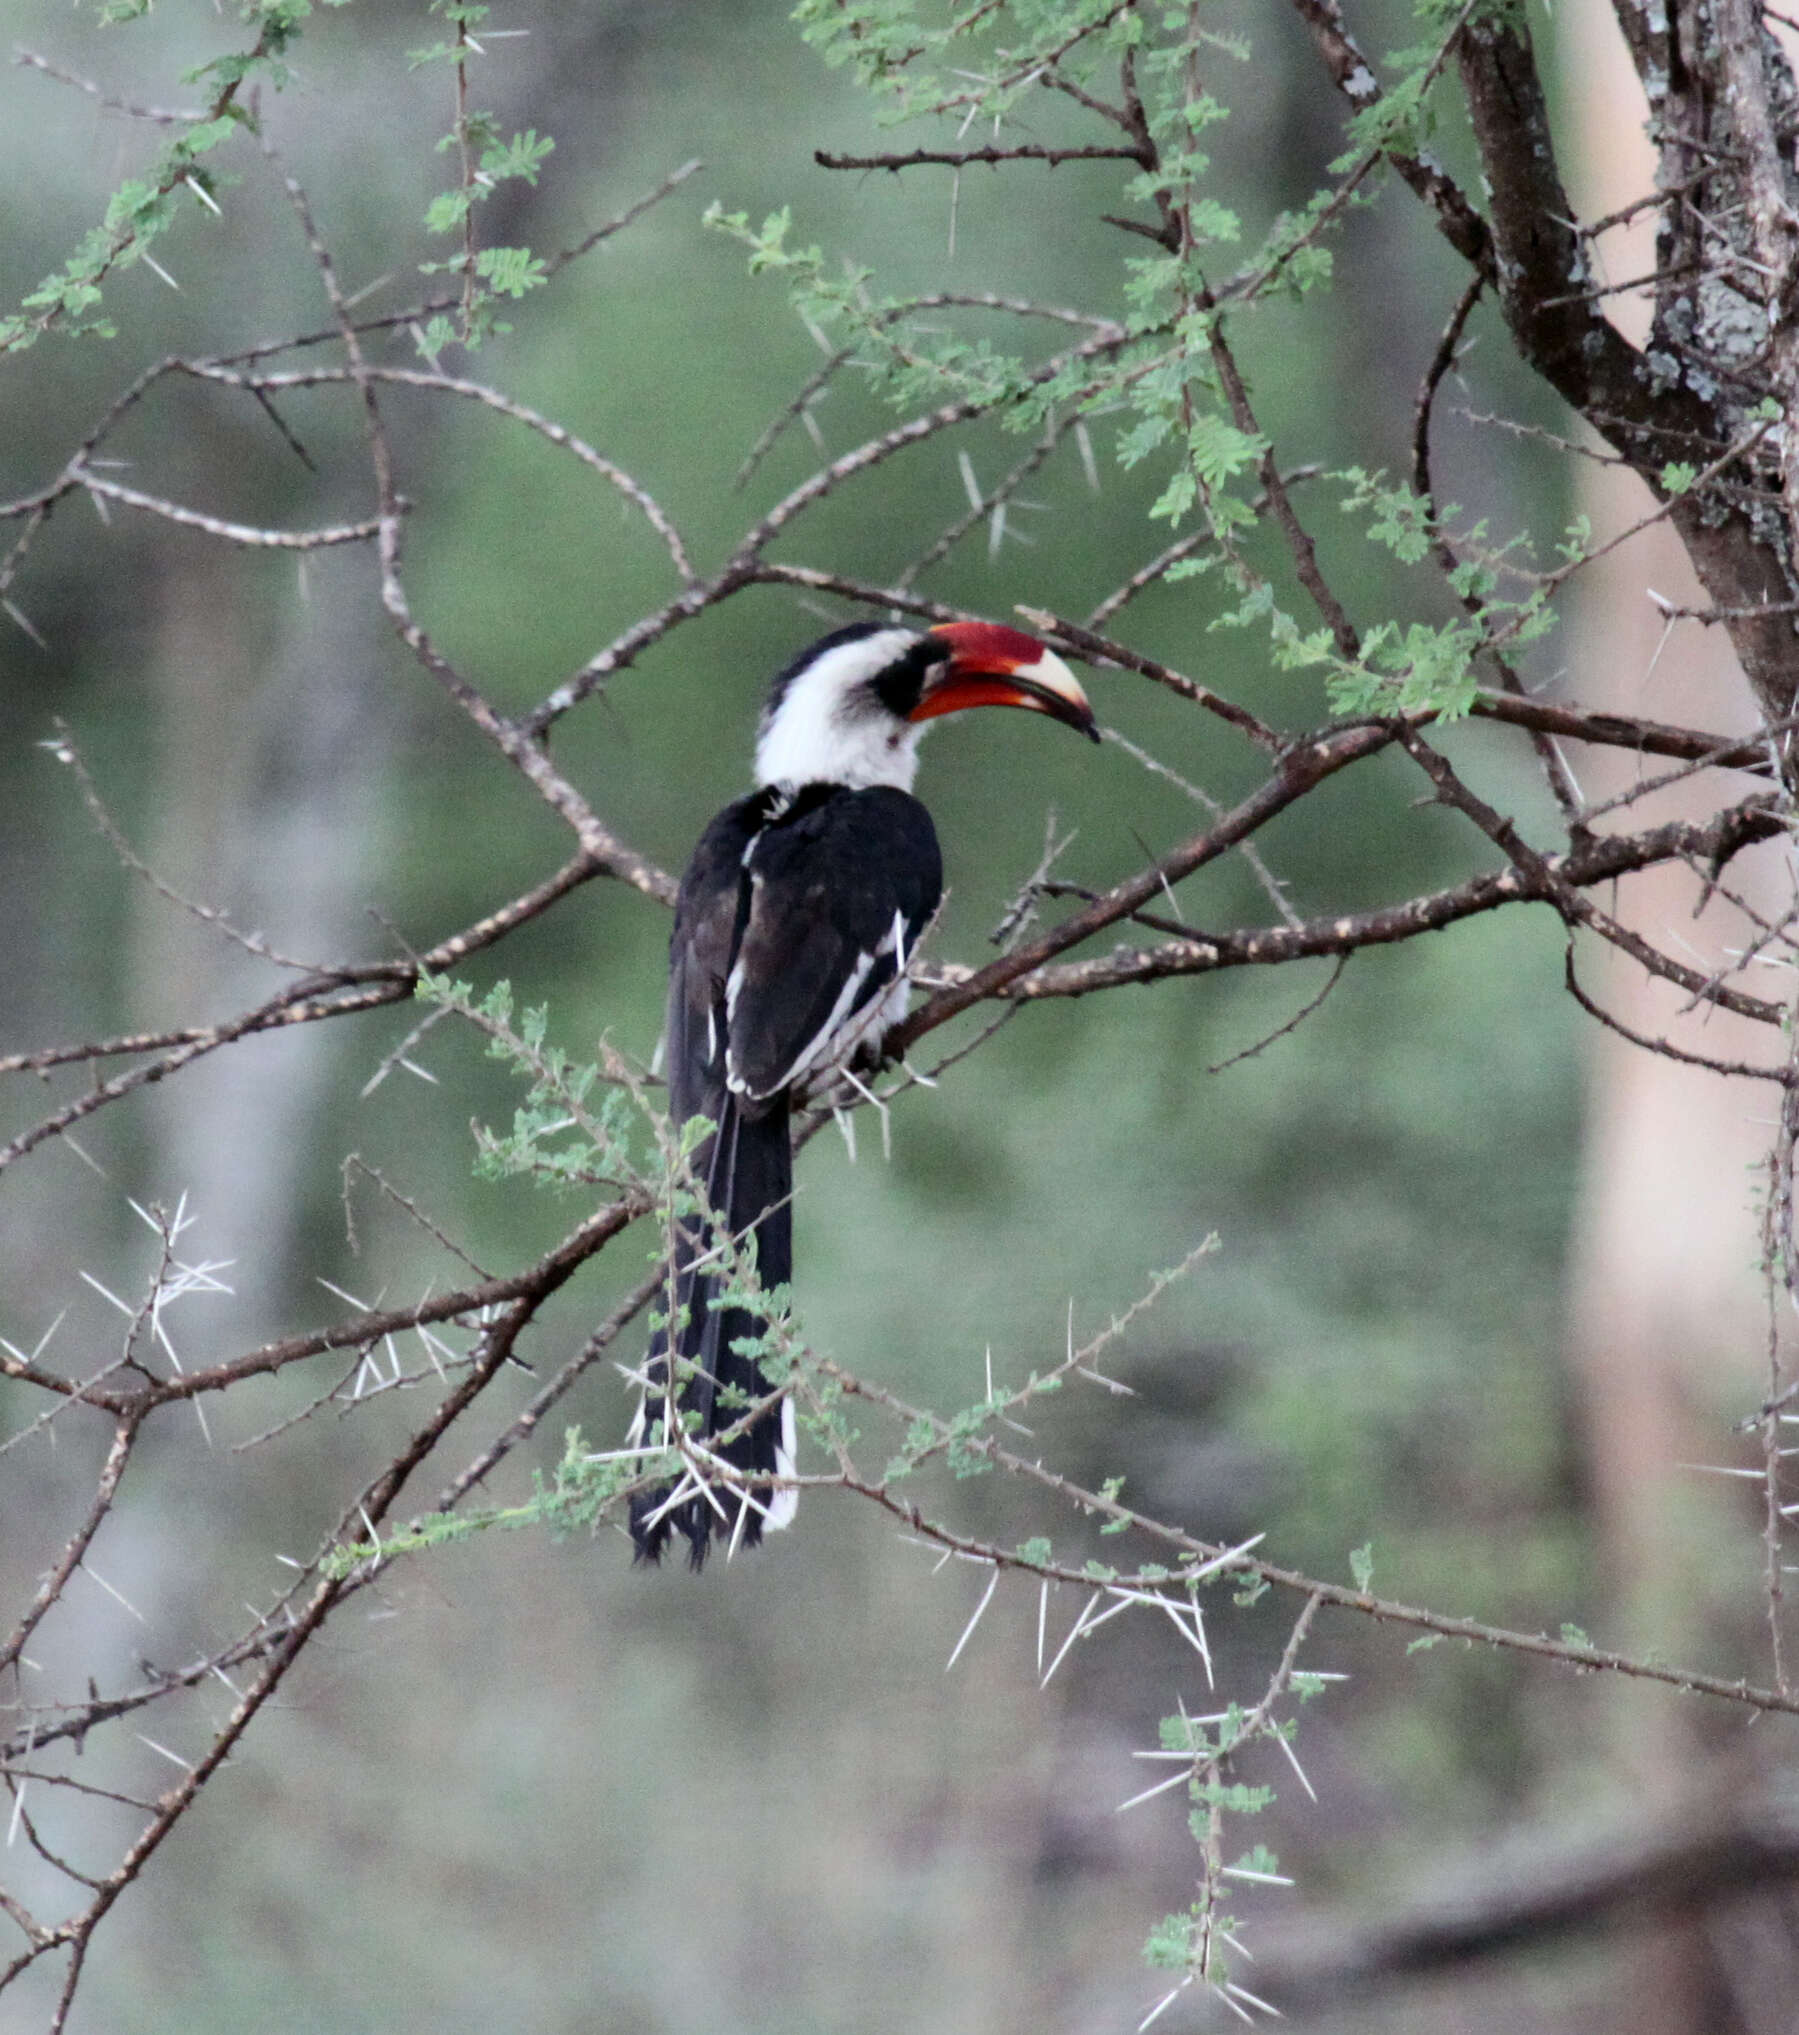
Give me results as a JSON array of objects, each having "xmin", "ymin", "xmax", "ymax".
[
  {"xmin": 11, "ymin": 48, "xmax": 203, "ymax": 126},
  {"xmin": 70, "ymin": 469, "xmax": 386, "ymax": 551},
  {"xmin": 816, "ymin": 142, "xmax": 1146, "ymax": 171}
]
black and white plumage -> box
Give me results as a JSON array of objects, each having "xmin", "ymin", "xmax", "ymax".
[{"xmin": 628, "ymin": 618, "xmax": 1097, "ymax": 1567}]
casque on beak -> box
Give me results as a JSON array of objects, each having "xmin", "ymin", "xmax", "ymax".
[{"xmin": 912, "ymin": 621, "xmax": 1100, "ymax": 741}]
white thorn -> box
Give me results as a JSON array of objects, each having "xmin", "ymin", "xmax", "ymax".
[{"xmin": 944, "ymin": 1564, "xmax": 999, "ymax": 1671}]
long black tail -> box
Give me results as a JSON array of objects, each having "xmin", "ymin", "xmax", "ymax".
[{"xmin": 628, "ymin": 1091, "xmax": 794, "ymax": 1566}]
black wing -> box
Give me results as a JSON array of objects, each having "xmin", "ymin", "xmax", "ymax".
[{"xmin": 725, "ymin": 784, "xmax": 943, "ymax": 1102}]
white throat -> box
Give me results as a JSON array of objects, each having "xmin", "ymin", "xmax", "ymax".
[{"xmin": 754, "ymin": 628, "xmax": 928, "ymax": 792}]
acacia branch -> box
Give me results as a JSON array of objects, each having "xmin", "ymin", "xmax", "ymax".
[
  {"xmin": 1286, "ymin": 0, "xmax": 1493, "ymax": 273},
  {"xmin": 3, "ymin": 1267, "xmax": 563, "ymax": 2007},
  {"xmin": 891, "ymin": 721, "xmax": 1399, "ymax": 1050},
  {"xmin": 815, "ymin": 142, "xmax": 1146, "ymax": 170},
  {"xmin": 969, "ymin": 796, "xmax": 1785, "ymax": 1013},
  {"xmin": 70, "ymin": 469, "xmax": 386, "ymax": 551},
  {"xmin": 1398, "ymin": 731, "xmax": 1787, "ymax": 1024},
  {"xmin": 0, "ymin": 842, "xmax": 659, "ymax": 1170},
  {"xmin": 0, "ymin": 1417, "xmax": 140, "ymax": 1679},
  {"xmin": 816, "ymin": 1364, "xmax": 1799, "ymax": 1717}
]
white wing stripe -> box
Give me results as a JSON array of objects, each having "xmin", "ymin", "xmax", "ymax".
[{"xmin": 728, "ymin": 945, "xmax": 881, "ymax": 1098}]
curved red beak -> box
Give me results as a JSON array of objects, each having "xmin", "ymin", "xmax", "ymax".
[{"xmin": 913, "ymin": 621, "xmax": 1099, "ymax": 741}]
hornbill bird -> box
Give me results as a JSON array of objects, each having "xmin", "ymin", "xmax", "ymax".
[{"xmin": 627, "ymin": 617, "xmax": 1098, "ymax": 1566}]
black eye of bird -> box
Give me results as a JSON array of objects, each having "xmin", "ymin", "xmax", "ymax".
[{"xmin": 870, "ymin": 637, "xmax": 951, "ymax": 720}]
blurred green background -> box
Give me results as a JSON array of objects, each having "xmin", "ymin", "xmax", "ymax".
[{"xmin": 1, "ymin": 3, "xmax": 1783, "ymax": 2030}]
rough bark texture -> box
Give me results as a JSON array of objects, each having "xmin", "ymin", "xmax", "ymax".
[{"xmin": 1456, "ymin": 7, "xmax": 1799, "ymax": 727}]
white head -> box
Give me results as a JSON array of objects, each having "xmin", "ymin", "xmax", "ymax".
[
  {"xmin": 754, "ymin": 626, "xmax": 934, "ymax": 792},
  {"xmin": 753, "ymin": 620, "xmax": 1097, "ymax": 792}
]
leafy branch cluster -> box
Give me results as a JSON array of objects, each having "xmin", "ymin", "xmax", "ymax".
[
  {"xmin": 411, "ymin": 0, "xmax": 554, "ymax": 353},
  {"xmin": 1, "ymin": 1, "xmax": 347, "ymax": 353}
]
